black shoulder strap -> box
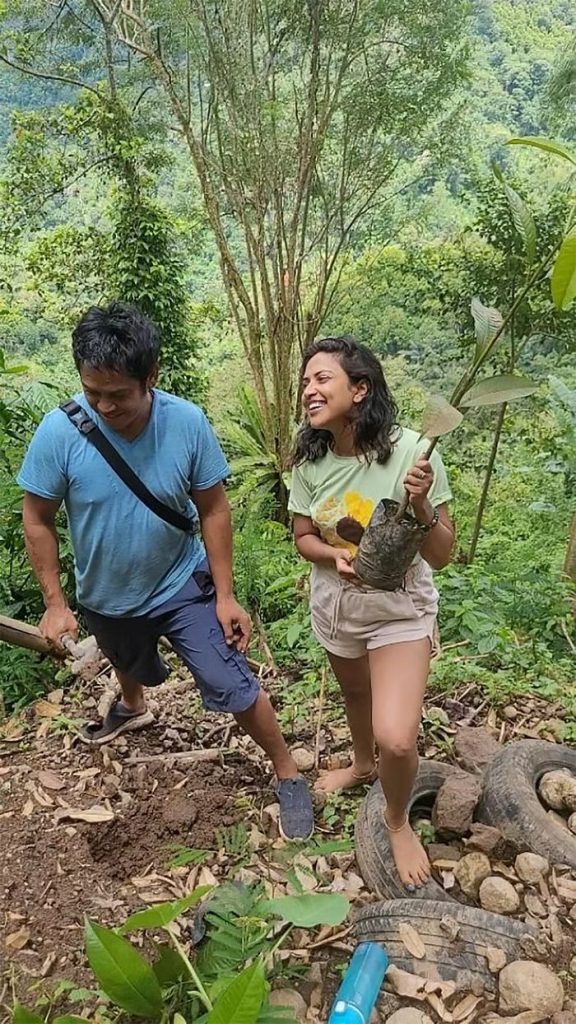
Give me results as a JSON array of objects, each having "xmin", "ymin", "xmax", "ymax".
[{"xmin": 60, "ymin": 400, "xmax": 198, "ymax": 535}]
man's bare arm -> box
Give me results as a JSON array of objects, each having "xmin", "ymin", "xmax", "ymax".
[{"xmin": 22, "ymin": 492, "xmax": 78, "ymax": 644}]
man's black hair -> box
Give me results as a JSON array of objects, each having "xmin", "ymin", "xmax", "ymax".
[{"xmin": 72, "ymin": 302, "xmax": 161, "ymax": 383}]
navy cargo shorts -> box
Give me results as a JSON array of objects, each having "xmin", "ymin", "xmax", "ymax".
[{"xmin": 80, "ymin": 561, "xmax": 260, "ymax": 714}]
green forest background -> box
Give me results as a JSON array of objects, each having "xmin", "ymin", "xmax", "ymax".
[{"xmin": 0, "ymin": 0, "xmax": 575, "ymax": 731}]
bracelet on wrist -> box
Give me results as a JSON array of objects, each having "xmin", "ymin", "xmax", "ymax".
[{"xmin": 420, "ymin": 506, "xmax": 440, "ymax": 533}]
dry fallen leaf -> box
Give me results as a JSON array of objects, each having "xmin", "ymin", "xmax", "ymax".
[
  {"xmin": 5, "ymin": 927, "xmax": 31, "ymax": 951},
  {"xmin": 22, "ymin": 799, "xmax": 34, "ymax": 817},
  {"xmin": 198, "ymin": 865, "xmax": 218, "ymax": 887},
  {"xmin": 76, "ymin": 767, "xmax": 101, "ymax": 780},
  {"xmin": 34, "ymin": 699, "xmax": 62, "ymax": 719},
  {"xmin": 386, "ymin": 966, "xmax": 455, "ymax": 1002},
  {"xmin": 426, "ymin": 992, "xmax": 453, "ymax": 1022},
  {"xmin": 2, "ymin": 716, "xmax": 26, "ymax": 739},
  {"xmin": 53, "ymin": 804, "xmax": 114, "ymax": 824},
  {"xmin": 40, "ymin": 952, "xmax": 57, "ymax": 977},
  {"xmin": 37, "ymin": 770, "xmax": 66, "ymax": 791},
  {"xmin": 28, "ymin": 782, "xmax": 53, "ymax": 807},
  {"xmin": 452, "ymin": 994, "xmax": 483, "ymax": 1022},
  {"xmin": 398, "ymin": 921, "xmax": 427, "ymax": 959},
  {"xmin": 386, "ymin": 965, "xmax": 426, "ymax": 1000}
]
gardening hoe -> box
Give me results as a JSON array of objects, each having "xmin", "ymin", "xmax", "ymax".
[
  {"xmin": 0, "ymin": 613, "xmax": 102, "ymax": 677},
  {"xmin": 328, "ymin": 941, "xmax": 389, "ymax": 1023}
]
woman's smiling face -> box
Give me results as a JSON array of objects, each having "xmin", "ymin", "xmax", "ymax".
[{"xmin": 302, "ymin": 352, "xmax": 367, "ymax": 432}]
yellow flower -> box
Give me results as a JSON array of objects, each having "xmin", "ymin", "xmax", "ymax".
[{"xmin": 344, "ymin": 491, "xmax": 374, "ymax": 527}]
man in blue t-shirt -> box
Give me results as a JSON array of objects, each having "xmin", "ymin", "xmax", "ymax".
[{"xmin": 18, "ymin": 302, "xmax": 313, "ymax": 840}]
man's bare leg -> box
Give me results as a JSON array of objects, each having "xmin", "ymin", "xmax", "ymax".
[
  {"xmin": 234, "ymin": 690, "xmax": 299, "ymax": 779},
  {"xmin": 116, "ymin": 670, "xmax": 147, "ymax": 712}
]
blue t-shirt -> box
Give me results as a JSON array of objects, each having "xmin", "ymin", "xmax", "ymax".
[{"xmin": 17, "ymin": 390, "xmax": 230, "ymax": 616}]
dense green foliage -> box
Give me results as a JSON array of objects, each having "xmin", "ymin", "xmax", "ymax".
[{"xmin": 0, "ymin": 0, "xmax": 575, "ymax": 720}]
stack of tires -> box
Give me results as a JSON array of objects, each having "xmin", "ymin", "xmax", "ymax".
[{"xmin": 353, "ymin": 740, "xmax": 576, "ymax": 989}]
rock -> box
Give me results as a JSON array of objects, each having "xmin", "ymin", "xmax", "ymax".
[
  {"xmin": 454, "ymin": 726, "xmax": 501, "ymax": 773},
  {"xmin": 548, "ymin": 809, "xmax": 571, "ymax": 830},
  {"xmin": 568, "ymin": 813, "xmax": 576, "ymax": 835},
  {"xmin": 570, "ymin": 956, "xmax": 576, "ymax": 975},
  {"xmin": 538, "ymin": 770, "xmax": 576, "ymax": 812},
  {"xmin": 479, "ymin": 876, "xmax": 520, "ymax": 914},
  {"xmin": 290, "ymin": 747, "xmax": 315, "ymax": 772},
  {"xmin": 499, "ymin": 961, "xmax": 564, "ymax": 1016},
  {"xmin": 386, "ymin": 1011, "xmax": 434, "ymax": 1024},
  {"xmin": 433, "ymin": 773, "xmax": 483, "ymax": 834},
  {"xmin": 454, "ymin": 852, "xmax": 492, "ymax": 896},
  {"xmin": 524, "ymin": 892, "xmax": 548, "ymax": 918},
  {"xmin": 551, "ymin": 1013, "xmax": 576, "ymax": 1024},
  {"xmin": 427, "ymin": 843, "xmax": 461, "ymax": 863},
  {"xmin": 485, "ymin": 946, "xmax": 507, "ymax": 973},
  {"xmin": 466, "ymin": 823, "xmax": 504, "ymax": 854},
  {"xmin": 515, "ymin": 853, "xmax": 549, "ymax": 885},
  {"xmin": 269, "ymin": 989, "xmax": 307, "ymax": 1020},
  {"xmin": 503, "ymin": 705, "xmax": 519, "ymax": 719}
]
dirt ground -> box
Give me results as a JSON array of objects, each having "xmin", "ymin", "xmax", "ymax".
[
  {"xmin": 1, "ymin": 659, "xmax": 576, "ymax": 1022},
  {"xmin": 0, "ymin": 674, "xmax": 279, "ymax": 1004}
]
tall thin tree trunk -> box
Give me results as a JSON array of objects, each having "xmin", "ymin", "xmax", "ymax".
[
  {"xmin": 467, "ymin": 402, "xmax": 507, "ymax": 564},
  {"xmin": 564, "ymin": 514, "xmax": 576, "ymax": 582}
]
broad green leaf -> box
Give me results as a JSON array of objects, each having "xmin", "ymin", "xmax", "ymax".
[
  {"xmin": 206, "ymin": 962, "xmax": 266, "ymax": 1024},
  {"xmin": 12, "ymin": 1007, "xmax": 43, "ymax": 1024},
  {"xmin": 265, "ymin": 892, "xmax": 349, "ymax": 927},
  {"xmin": 286, "ymin": 623, "xmax": 302, "ymax": 647},
  {"xmin": 551, "ymin": 232, "xmax": 576, "ymax": 310},
  {"xmin": 503, "ymin": 183, "xmax": 536, "ymax": 266},
  {"xmin": 470, "ymin": 297, "xmax": 504, "ymax": 360},
  {"xmin": 420, "ymin": 395, "xmax": 463, "ymax": 439},
  {"xmin": 85, "ymin": 919, "xmax": 163, "ymax": 1020},
  {"xmin": 460, "ymin": 374, "xmax": 537, "ymax": 408},
  {"xmin": 258, "ymin": 1004, "xmax": 298, "ymax": 1024},
  {"xmin": 120, "ymin": 886, "xmax": 212, "ymax": 933},
  {"xmin": 507, "ymin": 136, "xmax": 576, "ymax": 165},
  {"xmin": 152, "ymin": 942, "xmax": 187, "ymax": 985},
  {"xmin": 53, "ymin": 1017, "xmax": 94, "ymax": 1023},
  {"xmin": 173, "ymin": 1015, "xmax": 187, "ymax": 1024}
]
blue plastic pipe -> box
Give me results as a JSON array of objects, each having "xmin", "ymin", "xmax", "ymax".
[{"xmin": 328, "ymin": 941, "xmax": 389, "ymax": 1023}]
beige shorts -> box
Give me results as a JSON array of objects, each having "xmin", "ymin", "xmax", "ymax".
[{"xmin": 309, "ymin": 558, "xmax": 439, "ymax": 660}]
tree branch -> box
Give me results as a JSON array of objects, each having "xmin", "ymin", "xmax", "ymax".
[{"xmin": 0, "ymin": 54, "xmax": 102, "ymax": 98}]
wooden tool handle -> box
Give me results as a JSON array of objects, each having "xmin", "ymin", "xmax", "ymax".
[{"xmin": 0, "ymin": 613, "xmax": 64, "ymax": 656}]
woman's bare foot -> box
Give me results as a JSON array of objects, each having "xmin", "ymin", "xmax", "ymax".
[
  {"xmin": 385, "ymin": 815, "xmax": 431, "ymax": 888},
  {"xmin": 314, "ymin": 762, "xmax": 377, "ymax": 794}
]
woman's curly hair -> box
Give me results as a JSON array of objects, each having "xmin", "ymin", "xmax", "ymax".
[{"xmin": 292, "ymin": 336, "xmax": 399, "ymax": 466}]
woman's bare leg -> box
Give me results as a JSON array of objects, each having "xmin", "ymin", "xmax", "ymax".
[
  {"xmin": 369, "ymin": 638, "xmax": 431, "ymax": 888},
  {"xmin": 315, "ymin": 651, "xmax": 376, "ymax": 793}
]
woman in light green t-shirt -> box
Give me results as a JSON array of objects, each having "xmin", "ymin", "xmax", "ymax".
[{"xmin": 289, "ymin": 337, "xmax": 455, "ymax": 891}]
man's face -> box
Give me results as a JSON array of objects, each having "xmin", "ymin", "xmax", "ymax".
[{"xmin": 80, "ymin": 365, "xmax": 156, "ymax": 434}]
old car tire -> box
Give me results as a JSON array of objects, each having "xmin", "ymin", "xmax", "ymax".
[
  {"xmin": 477, "ymin": 740, "xmax": 576, "ymax": 868},
  {"xmin": 354, "ymin": 898, "xmax": 536, "ymax": 991}
]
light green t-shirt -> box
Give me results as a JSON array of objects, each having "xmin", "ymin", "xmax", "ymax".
[{"xmin": 288, "ymin": 427, "xmax": 452, "ymax": 555}]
